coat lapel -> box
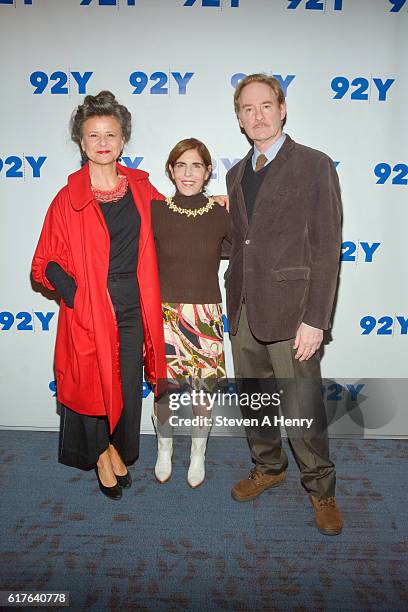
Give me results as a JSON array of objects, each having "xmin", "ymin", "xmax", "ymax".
[
  {"xmin": 67, "ymin": 162, "xmax": 94, "ymax": 211},
  {"xmin": 230, "ymin": 149, "xmax": 252, "ymax": 231}
]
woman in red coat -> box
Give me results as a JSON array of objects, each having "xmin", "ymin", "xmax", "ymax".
[{"xmin": 32, "ymin": 91, "xmax": 167, "ymax": 500}]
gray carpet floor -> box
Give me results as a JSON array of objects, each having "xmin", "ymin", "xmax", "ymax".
[{"xmin": 0, "ymin": 432, "xmax": 407, "ymax": 611}]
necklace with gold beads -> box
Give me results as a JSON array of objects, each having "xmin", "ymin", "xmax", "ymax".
[{"xmin": 165, "ymin": 195, "xmax": 215, "ymax": 218}]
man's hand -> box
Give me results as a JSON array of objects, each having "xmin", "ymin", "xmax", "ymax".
[
  {"xmin": 293, "ymin": 322, "xmax": 323, "ymax": 361},
  {"xmin": 213, "ymin": 195, "xmax": 229, "ymax": 212}
]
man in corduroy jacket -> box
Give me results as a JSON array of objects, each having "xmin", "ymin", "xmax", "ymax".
[{"xmin": 225, "ymin": 73, "xmax": 343, "ymax": 535}]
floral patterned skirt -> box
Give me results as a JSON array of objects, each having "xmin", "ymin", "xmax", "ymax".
[{"xmin": 162, "ymin": 302, "xmax": 226, "ymax": 386}]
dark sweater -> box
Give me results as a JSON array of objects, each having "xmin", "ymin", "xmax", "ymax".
[
  {"xmin": 242, "ymin": 156, "xmax": 270, "ymax": 222},
  {"xmin": 45, "ymin": 189, "xmax": 140, "ymax": 306},
  {"xmin": 151, "ymin": 192, "xmax": 232, "ymax": 303}
]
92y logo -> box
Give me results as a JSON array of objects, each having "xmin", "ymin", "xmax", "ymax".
[
  {"xmin": 232, "ymin": 73, "xmax": 295, "ymax": 96},
  {"xmin": 0, "ymin": 311, "xmax": 55, "ymax": 331},
  {"xmin": 287, "ymin": 0, "xmax": 343, "ymax": 9},
  {"xmin": 50, "ymin": 379, "xmax": 152, "ymax": 399},
  {"xmin": 211, "ymin": 157, "xmax": 241, "ymax": 180},
  {"xmin": 120, "ymin": 156, "xmax": 144, "ymax": 169},
  {"xmin": 183, "ymin": 0, "xmax": 239, "ymax": 6},
  {"xmin": 374, "ymin": 163, "xmax": 408, "ymax": 185},
  {"xmin": 341, "ymin": 242, "xmax": 381, "ymax": 263},
  {"xmin": 80, "ymin": 0, "xmax": 136, "ymax": 4},
  {"xmin": 0, "ymin": 0, "xmax": 141, "ymax": 4},
  {"xmin": 286, "ymin": 0, "xmax": 407, "ymax": 11},
  {"xmin": 30, "ymin": 71, "xmax": 93, "ymax": 95},
  {"xmin": 129, "ymin": 71, "xmax": 194, "ymax": 95},
  {"xmin": 322, "ymin": 383, "xmax": 365, "ymax": 402},
  {"xmin": 360, "ymin": 316, "xmax": 408, "ymax": 335},
  {"xmin": 331, "ymin": 76, "xmax": 394, "ymax": 102},
  {"xmin": 0, "ymin": 156, "xmax": 46, "ymax": 179}
]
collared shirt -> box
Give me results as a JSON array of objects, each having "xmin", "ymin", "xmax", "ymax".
[{"xmin": 252, "ymin": 132, "xmax": 286, "ymax": 171}]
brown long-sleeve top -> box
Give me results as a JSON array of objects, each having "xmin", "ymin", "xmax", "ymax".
[{"xmin": 151, "ymin": 192, "xmax": 232, "ymax": 303}]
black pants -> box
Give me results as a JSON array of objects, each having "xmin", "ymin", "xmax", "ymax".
[{"xmin": 59, "ymin": 274, "xmax": 144, "ymax": 470}]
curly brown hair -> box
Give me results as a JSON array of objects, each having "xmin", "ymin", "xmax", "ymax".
[{"xmin": 70, "ymin": 90, "xmax": 132, "ymax": 162}]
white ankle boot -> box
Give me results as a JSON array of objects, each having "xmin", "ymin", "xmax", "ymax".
[
  {"xmin": 187, "ymin": 423, "xmax": 211, "ymax": 488},
  {"xmin": 152, "ymin": 415, "xmax": 173, "ymax": 483}
]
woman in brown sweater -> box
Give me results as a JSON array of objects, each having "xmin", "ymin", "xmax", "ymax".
[{"xmin": 151, "ymin": 138, "xmax": 231, "ymax": 488}]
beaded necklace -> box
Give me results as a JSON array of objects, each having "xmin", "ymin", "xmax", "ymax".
[
  {"xmin": 165, "ymin": 195, "xmax": 215, "ymax": 218},
  {"xmin": 92, "ymin": 174, "xmax": 128, "ymax": 203}
]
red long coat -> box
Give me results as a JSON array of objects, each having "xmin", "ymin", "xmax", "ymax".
[{"xmin": 32, "ymin": 162, "xmax": 167, "ymax": 432}]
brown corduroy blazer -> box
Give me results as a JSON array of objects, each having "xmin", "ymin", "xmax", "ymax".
[{"xmin": 225, "ymin": 134, "xmax": 342, "ymax": 342}]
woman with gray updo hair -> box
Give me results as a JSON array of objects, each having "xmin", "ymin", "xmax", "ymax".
[
  {"xmin": 71, "ymin": 91, "xmax": 132, "ymax": 163},
  {"xmin": 32, "ymin": 90, "xmax": 167, "ymax": 501}
]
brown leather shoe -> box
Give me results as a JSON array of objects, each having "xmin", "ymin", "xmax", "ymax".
[
  {"xmin": 310, "ymin": 495, "xmax": 343, "ymax": 535},
  {"xmin": 231, "ymin": 468, "xmax": 285, "ymax": 502}
]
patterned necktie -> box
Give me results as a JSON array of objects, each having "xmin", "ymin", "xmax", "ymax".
[{"xmin": 255, "ymin": 153, "xmax": 267, "ymax": 172}]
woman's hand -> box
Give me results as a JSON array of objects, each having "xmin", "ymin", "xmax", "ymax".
[{"xmin": 213, "ymin": 195, "xmax": 229, "ymax": 212}]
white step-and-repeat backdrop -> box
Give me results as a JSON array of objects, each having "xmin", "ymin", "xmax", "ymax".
[{"xmin": 0, "ymin": 0, "xmax": 407, "ymax": 436}]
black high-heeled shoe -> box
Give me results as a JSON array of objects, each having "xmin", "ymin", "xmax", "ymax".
[
  {"xmin": 114, "ymin": 471, "xmax": 132, "ymax": 489},
  {"xmin": 95, "ymin": 468, "xmax": 122, "ymax": 500}
]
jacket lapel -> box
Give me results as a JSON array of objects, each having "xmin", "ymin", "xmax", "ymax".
[{"xmin": 230, "ymin": 149, "xmax": 252, "ymax": 231}]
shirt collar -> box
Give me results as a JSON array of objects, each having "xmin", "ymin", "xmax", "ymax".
[{"xmin": 252, "ymin": 132, "xmax": 286, "ymax": 170}]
